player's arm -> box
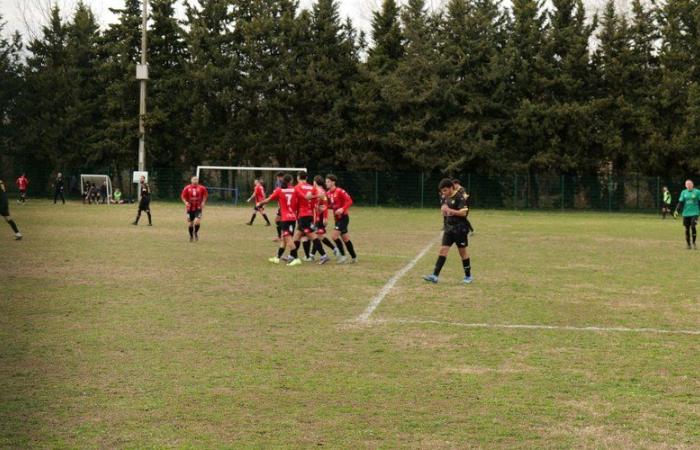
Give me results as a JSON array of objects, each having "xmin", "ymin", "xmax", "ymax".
[
  {"xmin": 257, "ymin": 189, "xmax": 278, "ymax": 207},
  {"xmin": 246, "ymin": 192, "xmax": 255, "ymax": 202},
  {"xmin": 181, "ymin": 188, "xmax": 190, "ymax": 207},
  {"xmin": 335, "ymin": 190, "xmax": 353, "ymax": 215},
  {"xmin": 674, "ymin": 193, "xmax": 685, "ymax": 218},
  {"xmin": 444, "ymin": 207, "xmax": 469, "ymax": 217}
]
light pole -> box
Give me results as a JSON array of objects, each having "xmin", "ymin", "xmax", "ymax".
[{"xmin": 137, "ymin": 0, "xmax": 149, "ymax": 173}]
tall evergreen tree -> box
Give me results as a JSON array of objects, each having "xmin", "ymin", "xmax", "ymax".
[
  {"xmin": 0, "ymin": 17, "xmax": 23, "ymax": 168},
  {"xmin": 19, "ymin": 5, "xmax": 72, "ymax": 187},
  {"xmin": 147, "ymin": 0, "xmax": 189, "ymax": 168},
  {"xmin": 351, "ymin": 0, "xmax": 406, "ymax": 169},
  {"xmin": 98, "ymin": 0, "xmax": 142, "ymax": 172},
  {"xmin": 438, "ymin": 0, "xmax": 510, "ymax": 173}
]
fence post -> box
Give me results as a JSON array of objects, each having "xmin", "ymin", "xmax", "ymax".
[
  {"xmin": 636, "ymin": 175, "xmax": 640, "ymax": 210},
  {"xmin": 608, "ymin": 176, "xmax": 613, "ymax": 212},
  {"xmin": 374, "ymin": 171, "xmax": 378, "ymax": 207},
  {"xmin": 420, "ymin": 172, "xmax": 424, "ymax": 208}
]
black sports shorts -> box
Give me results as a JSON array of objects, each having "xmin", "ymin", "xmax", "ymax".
[
  {"xmin": 298, "ymin": 216, "xmax": 314, "ymax": 234},
  {"xmin": 683, "ymin": 215, "xmax": 698, "ymax": 227},
  {"xmin": 442, "ymin": 228, "xmax": 468, "ymax": 248},
  {"xmin": 334, "ymin": 215, "xmax": 350, "ymax": 234},
  {"xmin": 280, "ymin": 220, "xmax": 296, "ymax": 237},
  {"xmin": 187, "ymin": 209, "xmax": 203, "ymax": 221}
]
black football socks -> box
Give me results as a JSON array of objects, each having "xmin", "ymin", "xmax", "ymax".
[
  {"xmin": 433, "ymin": 255, "xmax": 447, "ymax": 277},
  {"xmin": 345, "ymin": 240, "xmax": 356, "ymax": 259},
  {"xmin": 463, "ymin": 258, "xmax": 471, "ymax": 277}
]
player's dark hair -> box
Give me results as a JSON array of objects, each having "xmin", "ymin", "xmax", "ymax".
[
  {"xmin": 314, "ymin": 175, "xmax": 324, "ymax": 185},
  {"xmin": 282, "ymin": 174, "xmax": 293, "ymax": 188},
  {"xmin": 298, "ymin": 171, "xmax": 308, "ymax": 180},
  {"xmin": 326, "ymin": 174, "xmax": 338, "ymax": 183},
  {"xmin": 275, "ymin": 171, "xmax": 284, "ymax": 178},
  {"xmin": 452, "ymin": 178, "xmax": 462, "ymax": 186},
  {"xmin": 439, "ymin": 179, "xmax": 454, "ymax": 190}
]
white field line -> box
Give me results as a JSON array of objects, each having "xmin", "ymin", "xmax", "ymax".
[
  {"xmin": 355, "ymin": 237, "xmax": 439, "ymax": 322},
  {"xmin": 368, "ymin": 318, "xmax": 700, "ymax": 336}
]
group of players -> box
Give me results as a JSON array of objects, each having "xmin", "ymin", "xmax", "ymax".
[
  {"xmin": 137, "ymin": 171, "xmax": 358, "ymax": 265},
  {"xmin": 249, "ymin": 171, "xmax": 357, "ymax": 265}
]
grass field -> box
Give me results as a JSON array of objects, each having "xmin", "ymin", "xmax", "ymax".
[{"xmin": 1, "ymin": 200, "xmax": 699, "ymax": 448}]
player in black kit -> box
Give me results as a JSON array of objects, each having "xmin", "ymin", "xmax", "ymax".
[
  {"xmin": 132, "ymin": 176, "xmax": 152, "ymax": 226},
  {"xmin": 424, "ymin": 179, "xmax": 473, "ymax": 284}
]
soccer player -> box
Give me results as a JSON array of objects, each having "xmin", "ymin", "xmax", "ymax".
[
  {"xmin": 246, "ymin": 178, "xmax": 271, "ymax": 226},
  {"xmin": 132, "ymin": 176, "xmax": 152, "ymax": 226},
  {"xmin": 292, "ymin": 171, "xmax": 330, "ymax": 264},
  {"xmin": 452, "ymin": 179, "xmax": 474, "ymax": 235},
  {"xmin": 181, "ymin": 176, "xmax": 209, "ymax": 242},
  {"xmin": 674, "ymin": 179, "xmax": 700, "ymax": 249},
  {"xmin": 326, "ymin": 174, "xmax": 357, "ymax": 263},
  {"xmin": 53, "ymin": 173, "xmax": 65, "ymax": 204},
  {"xmin": 424, "ymin": 179, "xmax": 473, "ymax": 284},
  {"xmin": 0, "ymin": 180, "xmax": 22, "ymax": 240},
  {"xmin": 662, "ymin": 186, "xmax": 672, "ymax": 219},
  {"xmin": 273, "ymin": 171, "xmax": 285, "ymax": 240},
  {"xmin": 257, "ymin": 174, "xmax": 302, "ymax": 266},
  {"xmin": 15, "ymin": 173, "xmax": 28, "ymax": 203},
  {"xmin": 311, "ymin": 175, "xmax": 338, "ymax": 257}
]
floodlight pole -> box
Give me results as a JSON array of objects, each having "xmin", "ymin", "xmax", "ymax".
[{"xmin": 137, "ymin": 0, "xmax": 149, "ymax": 173}]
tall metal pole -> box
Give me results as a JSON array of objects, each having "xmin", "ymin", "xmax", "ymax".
[{"xmin": 138, "ymin": 0, "xmax": 148, "ymax": 172}]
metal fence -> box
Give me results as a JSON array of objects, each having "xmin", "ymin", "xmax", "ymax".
[{"xmin": 1, "ymin": 166, "xmax": 691, "ymax": 212}]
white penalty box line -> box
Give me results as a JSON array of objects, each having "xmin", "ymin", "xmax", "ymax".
[{"xmin": 354, "ymin": 237, "xmax": 700, "ymax": 337}]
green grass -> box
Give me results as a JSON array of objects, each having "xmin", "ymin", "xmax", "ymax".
[{"xmin": 1, "ymin": 201, "xmax": 699, "ymax": 448}]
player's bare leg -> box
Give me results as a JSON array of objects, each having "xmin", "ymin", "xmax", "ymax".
[
  {"xmin": 3, "ymin": 215, "xmax": 22, "ymax": 240},
  {"xmin": 331, "ymin": 228, "xmax": 347, "ymax": 262}
]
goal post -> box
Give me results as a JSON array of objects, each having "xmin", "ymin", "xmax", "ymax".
[
  {"xmin": 196, "ymin": 166, "xmax": 307, "ymax": 206},
  {"xmin": 80, "ymin": 174, "xmax": 113, "ymax": 204}
]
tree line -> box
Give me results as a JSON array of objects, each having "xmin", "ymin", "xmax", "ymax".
[{"xmin": 2, "ymin": 0, "xmax": 700, "ymax": 192}]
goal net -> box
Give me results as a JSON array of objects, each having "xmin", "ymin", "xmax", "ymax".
[
  {"xmin": 196, "ymin": 166, "xmax": 307, "ymax": 206},
  {"xmin": 80, "ymin": 174, "xmax": 113, "ymax": 204}
]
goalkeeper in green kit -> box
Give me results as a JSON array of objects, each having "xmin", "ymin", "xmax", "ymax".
[{"xmin": 674, "ymin": 179, "xmax": 700, "ymax": 249}]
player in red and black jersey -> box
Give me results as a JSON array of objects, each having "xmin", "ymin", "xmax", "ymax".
[
  {"xmin": 246, "ymin": 178, "xmax": 271, "ymax": 226},
  {"xmin": 181, "ymin": 176, "xmax": 209, "ymax": 242},
  {"xmin": 15, "ymin": 174, "xmax": 28, "ymax": 203},
  {"xmin": 311, "ymin": 175, "xmax": 338, "ymax": 258},
  {"xmin": 257, "ymin": 174, "xmax": 302, "ymax": 266},
  {"xmin": 273, "ymin": 171, "xmax": 285, "ymax": 240},
  {"xmin": 291, "ymin": 171, "xmax": 330, "ymax": 265},
  {"xmin": 326, "ymin": 174, "xmax": 357, "ymax": 263}
]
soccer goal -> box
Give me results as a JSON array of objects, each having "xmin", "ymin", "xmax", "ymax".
[
  {"xmin": 196, "ymin": 166, "xmax": 307, "ymax": 206},
  {"xmin": 80, "ymin": 174, "xmax": 113, "ymax": 205}
]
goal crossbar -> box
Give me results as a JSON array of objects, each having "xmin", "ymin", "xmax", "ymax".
[{"xmin": 196, "ymin": 166, "xmax": 307, "ymax": 178}]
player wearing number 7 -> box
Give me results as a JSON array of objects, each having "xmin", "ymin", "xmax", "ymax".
[{"xmin": 257, "ymin": 174, "xmax": 302, "ymax": 266}]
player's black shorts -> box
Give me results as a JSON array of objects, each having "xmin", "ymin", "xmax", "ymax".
[
  {"xmin": 442, "ymin": 228, "xmax": 469, "ymax": 248},
  {"xmin": 314, "ymin": 220, "xmax": 327, "ymax": 235},
  {"xmin": 334, "ymin": 215, "xmax": 350, "ymax": 234},
  {"xmin": 139, "ymin": 201, "xmax": 150, "ymax": 211},
  {"xmin": 187, "ymin": 209, "xmax": 203, "ymax": 221},
  {"xmin": 0, "ymin": 206, "xmax": 9, "ymax": 217},
  {"xmin": 298, "ymin": 216, "xmax": 314, "ymax": 234},
  {"xmin": 280, "ymin": 220, "xmax": 296, "ymax": 237},
  {"xmin": 683, "ymin": 215, "xmax": 698, "ymax": 227}
]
